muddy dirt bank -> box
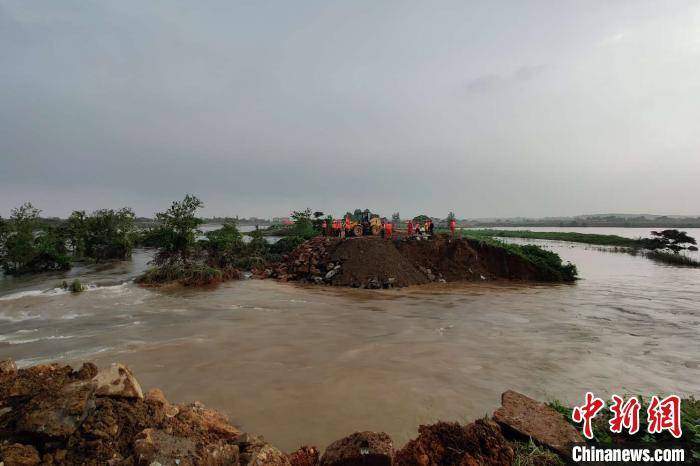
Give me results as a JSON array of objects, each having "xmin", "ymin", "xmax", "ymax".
[{"xmin": 261, "ymin": 235, "xmax": 574, "ymax": 289}]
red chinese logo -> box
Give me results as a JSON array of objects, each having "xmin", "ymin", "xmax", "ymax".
[
  {"xmin": 572, "ymin": 392, "xmax": 605, "ymax": 439},
  {"xmin": 608, "ymin": 395, "xmax": 641, "ymax": 435},
  {"xmin": 571, "ymin": 393, "xmax": 683, "ymax": 439},
  {"xmin": 647, "ymin": 395, "xmax": 682, "ymax": 438}
]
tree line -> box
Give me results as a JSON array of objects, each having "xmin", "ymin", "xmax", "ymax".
[{"xmin": 0, "ymin": 196, "xmax": 307, "ymax": 286}]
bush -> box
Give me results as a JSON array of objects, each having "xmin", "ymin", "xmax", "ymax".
[
  {"xmin": 136, "ymin": 263, "xmax": 239, "ymax": 287},
  {"xmin": 65, "ymin": 208, "xmax": 136, "ymax": 261},
  {"xmin": 269, "ymin": 236, "xmax": 305, "ymax": 255},
  {"xmin": 645, "ymin": 250, "xmax": 700, "ymax": 267},
  {"xmin": 0, "ymin": 203, "xmax": 71, "ymax": 275},
  {"xmin": 69, "ymin": 279, "xmax": 85, "ymax": 292},
  {"xmin": 516, "ymin": 244, "xmax": 578, "ymax": 281}
]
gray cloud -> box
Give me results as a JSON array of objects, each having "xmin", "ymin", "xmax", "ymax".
[
  {"xmin": 1, "ymin": 0, "xmax": 699, "ymax": 219},
  {"xmin": 465, "ymin": 65, "xmax": 549, "ymax": 94}
]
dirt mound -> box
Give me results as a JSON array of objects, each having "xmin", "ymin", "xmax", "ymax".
[
  {"xmin": 265, "ymin": 236, "xmax": 429, "ymax": 289},
  {"xmin": 265, "ymin": 235, "xmax": 555, "ymax": 288},
  {"xmin": 329, "ymin": 238, "xmax": 429, "ymax": 288},
  {"xmin": 396, "ymin": 236, "xmax": 543, "ymax": 282},
  {"xmin": 394, "ymin": 419, "xmax": 514, "ymax": 466}
]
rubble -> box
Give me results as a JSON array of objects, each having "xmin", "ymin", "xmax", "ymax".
[
  {"xmin": 319, "ymin": 431, "xmax": 393, "ymax": 466},
  {"xmin": 394, "ymin": 419, "xmax": 514, "ymax": 466}
]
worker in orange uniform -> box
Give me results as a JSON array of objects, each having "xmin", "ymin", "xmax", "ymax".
[
  {"xmin": 449, "ymin": 218, "xmax": 456, "ymax": 238},
  {"xmin": 385, "ymin": 221, "xmax": 393, "ymax": 239},
  {"xmin": 344, "ymin": 215, "xmax": 351, "ymax": 239},
  {"xmin": 407, "ymin": 219, "xmax": 414, "ymax": 237}
]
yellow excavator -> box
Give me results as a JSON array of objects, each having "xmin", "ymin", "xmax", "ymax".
[{"xmin": 344, "ymin": 212, "xmax": 383, "ymax": 236}]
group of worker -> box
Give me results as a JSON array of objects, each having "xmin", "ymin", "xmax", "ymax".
[
  {"xmin": 322, "ymin": 216, "xmax": 458, "ymax": 239},
  {"xmin": 404, "ymin": 218, "xmax": 434, "ymax": 238}
]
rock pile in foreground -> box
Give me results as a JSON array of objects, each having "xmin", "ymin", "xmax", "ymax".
[{"xmin": 1, "ymin": 359, "xmax": 584, "ymax": 465}]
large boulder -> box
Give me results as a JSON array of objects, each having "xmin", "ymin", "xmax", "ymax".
[
  {"xmin": 92, "ymin": 363, "xmax": 144, "ymax": 399},
  {"xmin": 16, "ymin": 381, "xmax": 95, "ymax": 438},
  {"xmin": 394, "ymin": 419, "xmax": 513, "ymax": 466},
  {"xmin": 492, "ymin": 390, "xmax": 583, "ymax": 457},
  {"xmin": 320, "ymin": 431, "xmax": 393, "ymax": 466}
]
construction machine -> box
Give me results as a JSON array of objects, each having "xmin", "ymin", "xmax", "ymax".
[{"xmin": 341, "ymin": 212, "xmax": 383, "ymax": 237}]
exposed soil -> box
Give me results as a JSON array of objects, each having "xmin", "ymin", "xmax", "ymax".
[
  {"xmin": 330, "ymin": 238, "xmax": 429, "ymax": 288},
  {"xmin": 393, "ymin": 419, "xmax": 514, "ymax": 466},
  {"xmin": 263, "ymin": 235, "xmax": 549, "ymax": 289}
]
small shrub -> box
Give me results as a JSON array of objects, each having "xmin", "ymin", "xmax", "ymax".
[
  {"xmin": 136, "ymin": 263, "xmax": 239, "ymax": 287},
  {"xmin": 69, "ymin": 279, "xmax": 85, "ymax": 292},
  {"xmin": 269, "ymin": 236, "xmax": 305, "ymax": 255},
  {"xmin": 645, "ymin": 251, "xmax": 700, "ymax": 267}
]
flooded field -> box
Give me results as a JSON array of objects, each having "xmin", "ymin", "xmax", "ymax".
[{"xmin": 1, "ymin": 231, "xmax": 698, "ymax": 451}]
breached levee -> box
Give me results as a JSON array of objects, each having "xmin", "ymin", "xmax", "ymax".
[
  {"xmin": 261, "ymin": 235, "xmax": 577, "ymax": 288},
  {"xmin": 0, "ymin": 359, "xmax": 589, "ymax": 465}
]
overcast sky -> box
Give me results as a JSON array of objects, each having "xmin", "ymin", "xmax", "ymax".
[{"xmin": 1, "ymin": 0, "xmax": 699, "ymax": 219}]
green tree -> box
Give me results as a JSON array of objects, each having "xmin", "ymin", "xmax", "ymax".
[
  {"xmin": 312, "ymin": 211, "xmax": 325, "ymax": 231},
  {"xmin": 84, "ymin": 208, "xmax": 135, "ymax": 261},
  {"xmin": 291, "ymin": 208, "xmax": 315, "ymax": 238},
  {"xmin": 203, "ymin": 221, "xmax": 245, "ymax": 267},
  {"xmin": 246, "ymin": 229, "xmax": 269, "ymax": 260},
  {"xmin": 66, "ymin": 210, "xmax": 88, "ymax": 257},
  {"xmin": 0, "ymin": 203, "xmax": 70, "ymax": 274},
  {"xmin": 152, "ymin": 195, "xmax": 204, "ymax": 265},
  {"xmin": 650, "ymin": 229, "xmax": 697, "ymax": 253},
  {"xmin": 446, "ymin": 211, "xmax": 456, "ymax": 223}
]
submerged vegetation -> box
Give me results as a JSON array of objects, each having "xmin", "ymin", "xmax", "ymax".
[
  {"xmin": 66, "ymin": 208, "xmax": 136, "ymax": 261},
  {"xmin": 135, "ymin": 195, "xmax": 283, "ymax": 286},
  {"xmin": 645, "ymin": 250, "xmax": 700, "ymax": 268},
  {"xmin": 0, "ymin": 203, "xmax": 136, "ymax": 275},
  {"xmin": 465, "ymin": 228, "xmax": 699, "ymax": 268},
  {"xmin": 0, "ymin": 203, "xmax": 70, "ymax": 275},
  {"xmin": 465, "ymin": 229, "xmax": 647, "ymax": 247}
]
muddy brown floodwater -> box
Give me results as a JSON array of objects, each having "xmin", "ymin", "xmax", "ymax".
[{"xmin": 1, "ymin": 233, "xmax": 699, "ymax": 451}]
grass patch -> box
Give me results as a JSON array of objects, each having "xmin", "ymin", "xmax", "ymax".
[
  {"xmin": 464, "ymin": 229, "xmax": 643, "ymax": 248},
  {"xmin": 645, "ymin": 251, "xmax": 700, "ymax": 267},
  {"xmin": 468, "ymin": 236, "xmax": 578, "ymax": 282},
  {"xmin": 512, "ymin": 439, "xmax": 565, "ymax": 466}
]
